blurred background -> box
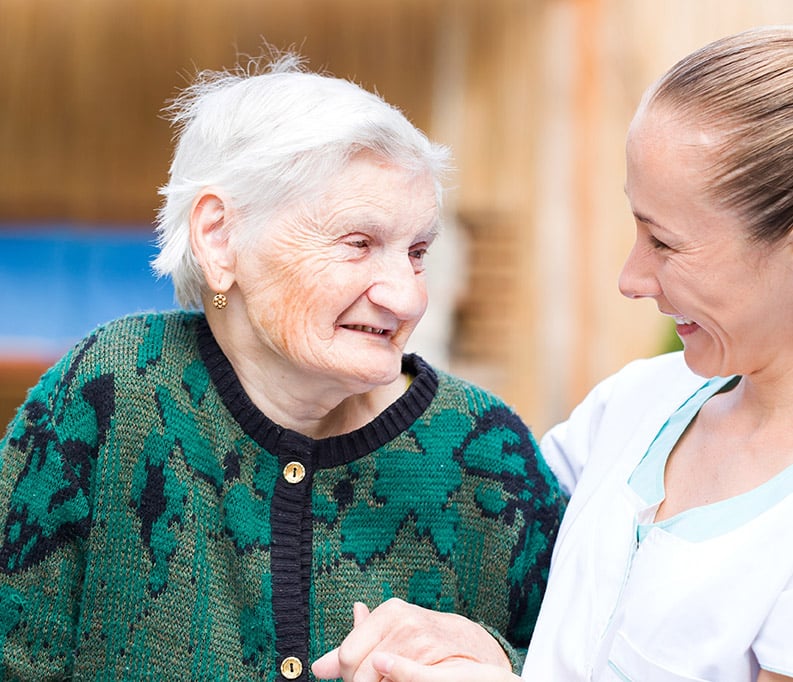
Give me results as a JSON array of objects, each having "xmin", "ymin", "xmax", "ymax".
[{"xmin": 2, "ymin": 0, "xmax": 792, "ymax": 436}]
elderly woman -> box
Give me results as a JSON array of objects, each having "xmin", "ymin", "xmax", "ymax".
[
  {"xmin": 314, "ymin": 26, "xmax": 793, "ymax": 682},
  {"xmin": 0, "ymin": 54, "xmax": 565, "ymax": 679}
]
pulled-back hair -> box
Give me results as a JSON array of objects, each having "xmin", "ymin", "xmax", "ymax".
[
  {"xmin": 644, "ymin": 26, "xmax": 793, "ymax": 245},
  {"xmin": 153, "ymin": 51, "xmax": 451, "ymax": 308}
]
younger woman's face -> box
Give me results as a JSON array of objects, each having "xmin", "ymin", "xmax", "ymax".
[{"xmin": 619, "ymin": 104, "xmax": 793, "ymax": 380}]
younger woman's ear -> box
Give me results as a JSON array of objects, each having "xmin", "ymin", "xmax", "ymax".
[{"xmin": 190, "ymin": 190, "xmax": 235, "ymax": 293}]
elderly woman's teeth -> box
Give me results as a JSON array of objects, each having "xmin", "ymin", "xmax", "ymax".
[{"xmin": 346, "ymin": 325, "xmax": 386, "ymax": 334}]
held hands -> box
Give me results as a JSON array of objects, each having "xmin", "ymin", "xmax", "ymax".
[
  {"xmin": 311, "ymin": 598, "xmax": 519, "ymax": 682},
  {"xmin": 367, "ymin": 652, "xmax": 520, "ymax": 682}
]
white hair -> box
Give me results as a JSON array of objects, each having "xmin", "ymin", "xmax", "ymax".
[{"xmin": 152, "ymin": 51, "xmax": 452, "ymax": 308}]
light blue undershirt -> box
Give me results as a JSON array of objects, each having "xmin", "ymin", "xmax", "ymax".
[{"xmin": 629, "ymin": 375, "xmax": 793, "ymax": 543}]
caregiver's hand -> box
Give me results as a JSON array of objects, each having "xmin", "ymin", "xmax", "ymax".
[
  {"xmin": 311, "ymin": 599, "xmax": 511, "ymax": 682},
  {"xmin": 370, "ymin": 651, "xmax": 521, "ymax": 682}
]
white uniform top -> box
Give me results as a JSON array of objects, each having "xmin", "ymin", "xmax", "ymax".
[{"xmin": 524, "ymin": 352, "xmax": 793, "ymax": 681}]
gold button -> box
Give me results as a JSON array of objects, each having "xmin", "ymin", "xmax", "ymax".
[
  {"xmin": 283, "ymin": 461, "xmax": 306, "ymax": 484},
  {"xmin": 280, "ymin": 656, "xmax": 303, "ymax": 679}
]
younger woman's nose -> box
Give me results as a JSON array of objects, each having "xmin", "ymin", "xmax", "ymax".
[{"xmin": 618, "ymin": 242, "xmax": 661, "ymax": 300}]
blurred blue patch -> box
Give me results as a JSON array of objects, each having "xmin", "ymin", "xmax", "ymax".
[{"xmin": 0, "ymin": 225, "xmax": 177, "ymax": 359}]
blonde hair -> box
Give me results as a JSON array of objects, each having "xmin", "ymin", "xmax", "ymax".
[{"xmin": 646, "ymin": 26, "xmax": 793, "ymax": 244}]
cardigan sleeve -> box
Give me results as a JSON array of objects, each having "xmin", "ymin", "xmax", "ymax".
[
  {"xmin": 497, "ymin": 414, "xmax": 567, "ymax": 670},
  {"xmin": 0, "ymin": 345, "xmax": 102, "ymax": 678}
]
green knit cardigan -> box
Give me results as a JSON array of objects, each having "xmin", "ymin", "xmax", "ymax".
[{"xmin": 0, "ymin": 311, "xmax": 565, "ymax": 681}]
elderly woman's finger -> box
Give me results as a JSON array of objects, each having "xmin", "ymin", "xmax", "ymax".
[
  {"xmin": 315, "ymin": 598, "xmax": 511, "ymax": 682},
  {"xmin": 312, "ymin": 602, "xmax": 374, "ymax": 680},
  {"xmin": 330, "ymin": 600, "xmax": 416, "ymax": 682},
  {"xmin": 353, "ymin": 601, "xmax": 371, "ymax": 626},
  {"xmin": 358, "ymin": 598, "xmax": 510, "ymax": 669},
  {"xmin": 311, "ymin": 648, "xmax": 341, "ymax": 679}
]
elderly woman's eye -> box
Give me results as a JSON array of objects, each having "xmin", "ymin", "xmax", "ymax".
[
  {"xmin": 409, "ymin": 246, "xmax": 428, "ymax": 261},
  {"xmin": 348, "ymin": 238, "xmax": 369, "ymax": 249}
]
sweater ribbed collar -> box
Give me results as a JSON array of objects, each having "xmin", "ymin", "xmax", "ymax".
[{"xmin": 195, "ymin": 315, "xmax": 439, "ymax": 468}]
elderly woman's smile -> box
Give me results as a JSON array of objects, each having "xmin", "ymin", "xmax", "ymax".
[
  {"xmin": 339, "ymin": 324, "xmax": 390, "ymax": 336},
  {"xmin": 213, "ymin": 150, "xmax": 440, "ymax": 421}
]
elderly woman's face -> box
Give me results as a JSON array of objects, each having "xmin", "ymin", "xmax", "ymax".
[
  {"xmin": 620, "ymin": 104, "xmax": 793, "ymax": 379},
  {"xmin": 232, "ymin": 151, "xmax": 439, "ymax": 391}
]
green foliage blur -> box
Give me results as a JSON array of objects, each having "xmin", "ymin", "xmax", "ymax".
[{"xmin": 661, "ymin": 320, "xmax": 684, "ymax": 354}]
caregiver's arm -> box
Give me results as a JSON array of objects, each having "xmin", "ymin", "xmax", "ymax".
[
  {"xmin": 539, "ymin": 368, "xmax": 617, "ymax": 496},
  {"xmin": 757, "ymin": 671, "xmax": 793, "ymax": 681}
]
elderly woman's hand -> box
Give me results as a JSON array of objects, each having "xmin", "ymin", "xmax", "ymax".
[{"xmin": 311, "ymin": 599, "xmax": 512, "ymax": 682}]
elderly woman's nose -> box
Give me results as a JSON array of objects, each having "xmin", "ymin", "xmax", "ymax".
[{"xmin": 366, "ymin": 256, "xmax": 426, "ymax": 318}]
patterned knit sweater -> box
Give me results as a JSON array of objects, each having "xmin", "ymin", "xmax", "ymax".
[{"xmin": 0, "ymin": 311, "xmax": 565, "ymax": 681}]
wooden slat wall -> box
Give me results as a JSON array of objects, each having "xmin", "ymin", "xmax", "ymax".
[
  {"xmin": 0, "ymin": 0, "xmax": 442, "ymax": 222},
  {"xmin": 0, "ymin": 0, "xmax": 447, "ymax": 430},
  {"xmin": 525, "ymin": 0, "xmax": 793, "ymax": 432},
  {"xmin": 3, "ymin": 0, "xmax": 793, "ymax": 434},
  {"xmin": 421, "ymin": 0, "xmax": 793, "ymax": 432}
]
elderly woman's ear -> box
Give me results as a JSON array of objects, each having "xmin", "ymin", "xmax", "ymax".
[{"xmin": 190, "ymin": 190, "xmax": 236, "ymax": 297}]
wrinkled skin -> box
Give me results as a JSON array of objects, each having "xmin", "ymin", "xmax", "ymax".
[
  {"xmin": 194, "ymin": 151, "xmax": 440, "ymax": 437},
  {"xmin": 367, "ymin": 652, "xmax": 518, "ymax": 682},
  {"xmin": 311, "ymin": 599, "xmax": 513, "ymax": 682}
]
